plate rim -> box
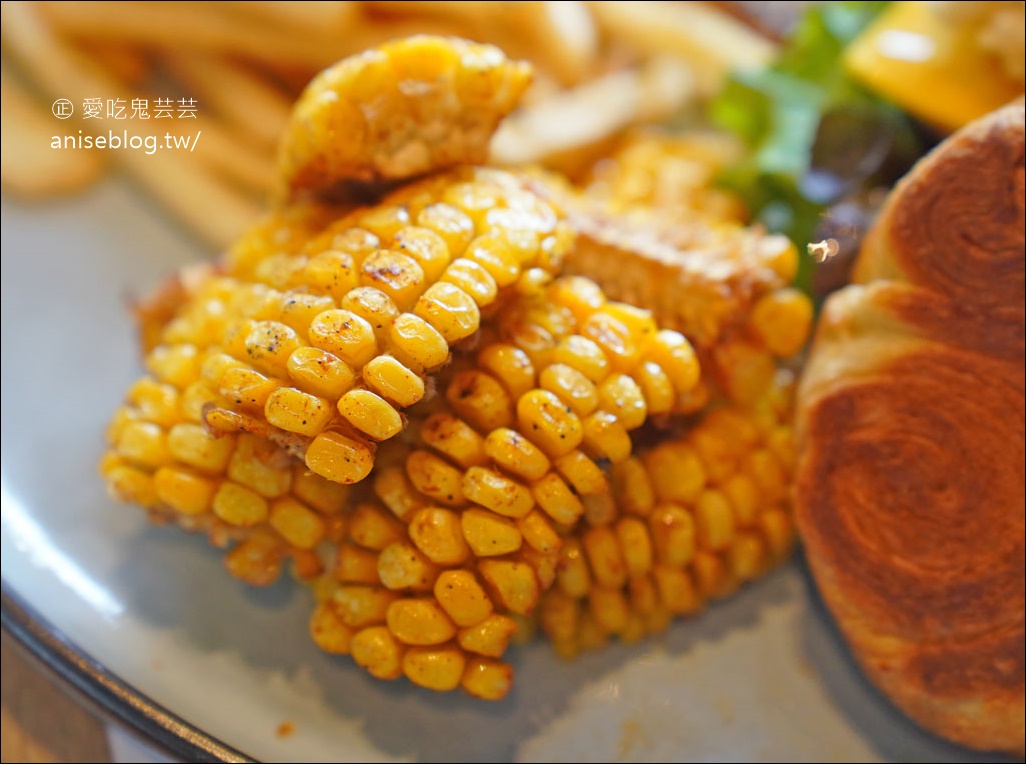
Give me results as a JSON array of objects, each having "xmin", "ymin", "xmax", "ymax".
[{"xmin": 0, "ymin": 582, "xmax": 255, "ymax": 764}]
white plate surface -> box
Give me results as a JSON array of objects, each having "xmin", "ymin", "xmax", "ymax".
[{"xmin": 0, "ymin": 180, "xmax": 1014, "ymax": 763}]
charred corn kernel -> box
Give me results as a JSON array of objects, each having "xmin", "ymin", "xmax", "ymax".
[
  {"xmin": 644, "ymin": 442, "xmax": 706, "ymax": 504},
  {"xmin": 227, "ymin": 434, "xmax": 293, "ymax": 498},
  {"xmin": 434, "ymin": 570, "xmax": 494, "ymax": 627},
  {"xmin": 378, "ymin": 540, "xmax": 439, "ymax": 591},
  {"xmin": 153, "ymin": 467, "xmax": 215, "ymax": 516},
  {"xmin": 483, "ymin": 428, "xmax": 551, "ymax": 482},
  {"xmin": 223, "ymin": 531, "xmax": 284, "ymax": 586},
  {"xmin": 362, "ymin": 356, "xmax": 425, "ymax": 408},
  {"xmin": 219, "ymin": 365, "xmax": 280, "ymax": 412},
  {"xmin": 286, "ymin": 347, "xmax": 357, "ymax": 400},
  {"xmin": 516, "ymin": 510, "xmax": 561, "ymax": 555},
  {"xmin": 649, "ymin": 504, "xmax": 697, "ymax": 567},
  {"xmin": 748, "ymin": 288, "xmax": 813, "ymax": 358},
  {"xmin": 516, "ymin": 389, "xmax": 583, "ymax": 458},
  {"xmin": 373, "ymin": 465, "xmax": 425, "ymax": 521},
  {"xmin": 581, "ymin": 411, "xmax": 632, "ymax": 464},
  {"xmin": 337, "ymin": 389, "xmax": 403, "ymax": 441},
  {"xmin": 331, "ymin": 584, "xmax": 397, "ymax": 628},
  {"xmin": 357, "ymin": 251, "xmax": 425, "ymax": 312},
  {"xmin": 531, "ymin": 472, "xmax": 584, "ymax": 526},
  {"xmin": 242, "ymin": 321, "xmax": 301, "ymax": 377},
  {"xmin": 268, "ymin": 496, "xmax": 326, "ymax": 549},
  {"xmin": 310, "ymin": 601, "xmax": 356, "ymax": 654},
  {"xmin": 461, "ymin": 657, "xmax": 513, "ymax": 701},
  {"xmin": 348, "ymin": 501, "xmax": 406, "ymax": 550},
  {"xmin": 409, "ymin": 507, "xmax": 469, "ymax": 566},
  {"xmin": 305, "ymin": 431, "xmax": 374, "ymax": 485},
  {"xmin": 445, "ymin": 370, "xmax": 514, "ymax": 433},
  {"xmin": 652, "ymin": 565, "xmax": 700, "ymax": 615},
  {"xmin": 611, "ymin": 457, "xmax": 656, "ymax": 517},
  {"xmin": 476, "ymin": 343, "xmax": 535, "ymax": 399},
  {"xmin": 457, "ymin": 613, "xmax": 518, "ymax": 658},
  {"xmin": 616, "ymin": 517, "xmax": 653, "ymax": 576},
  {"xmin": 694, "ymin": 489, "xmax": 736, "ymax": 551},
  {"xmin": 264, "ymin": 387, "xmax": 334, "ymax": 437},
  {"xmin": 403, "ymin": 646, "xmax": 466, "ymax": 692},
  {"xmin": 292, "ymin": 466, "xmax": 350, "ymax": 514},
  {"xmin": 539, "ymin": 363, "xmax": 598, "ymax": 416},
  {"xmin": 419, "ymin": 414, "xmax": 487, "ymax": 470},
  {"xmin": 387, "ymin": 598, "xmax": 457, "ymax": 645},
  {"xmin": 461, "ymin": 508, "xmax": 523, "ymax": 557},
  {"xmin": 335, "ymin": 542, "xmax": 381, "ymax": 584},
  {"xmin": 582, "ymin": 526, "xmax": 628, "ymax": 589},
  {"xmin": 351, "ymin": 626, "xmax": 404, "ymax": 680},
  {"xmin": 478, "ymin": 559, "xmax": 539, "ymax": 615},
  {"xmin": 388, "ymin": 313, "xmax": 450, "ymax": 373},
  {"xmin": 406, "ymin": 450, "xmax": 465, "ymax": 507},
  {"xmin": 308, "ymin": 309, "xmax": 378, "ymax": 368},
  {"xmin": 589, "ymin": 586, "xmax": 630, "ymax": 635},
  {"xmin": 116, "ymin": 422, "xmax": 170, "ymax": 469},
  {"xmin": 462, "ymin": 467, "xmax": 534, "ymax": 518},
  {"xmin": 146, "ymin": 344, "xmax": 201, "ymax": 389},
  {"xmin": 127, "ymin": 379, "xmax": 179, "ymax": 429},
  {"xmin": 212, "ymin": 481, "xmax": 269, "ymax": 526},
  {"xmin": 553, "ymin": 450, "xmax": 607, "ymax": 497},
  {"xmin": 552, "ymin": 335, "xmax": 609, "ymax": 384},
  {"xmin": 414, "ymin": 282, "xmax": 480, "ymax": 343}
]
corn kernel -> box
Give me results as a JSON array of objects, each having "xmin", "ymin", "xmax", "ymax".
[
  {"xmin": 589, "ymin": 586, "xmax": 630, "ymax": 635},
  {"xmin": 649, "ymin": 330, "xmax": 700, "ymax": 394},
  {"xmin": 269, "ymin": 496, "xmax": 326, "ymax": 549},
  {"xmin": 406, "ymin": 449, "xmax": 465, "ymax": 507},
  {"xmin": 292, "ymin": 466, "xmax": 350, "ymax": 514},
  {"xmin": 146, "ymin": 344, "xmax": 201, "ymax": 389},
  {"xmin": 378, "ymin": 540, "xmax": 439, "ymax": 591},
  {"xmin": 462, "ymin": 466, "xmax": 533, "ymax": 518},
  {"xmin": 116, "ymin": 421, "xmax": 170, "ymax": 469},
  {"xmin": 127, "ymin": 379, "xmax": 179, "ymax": 428},
  {"xmin": 403, "ymin": 646, "xmax": 466, "ymax": 691},
  {"xmin": 539, "ymin": 363, "xmax": 599, "ymax": 416},
  {"xmin": 409, "ymin": 507, "xmax": 469, "ymax": 565},
  {"xmin": 243, "ymin": 321, "xmax": 301, "ymax": 377},
  {"xmin": 749, "ymin": 288, "xmax": 813, "ymax": 358},
  {"xmin": 516, "ymin": 389, "xmax": 583, "ymax": 458},
  {"xmin": 644, "ymin": 442, "xmax": 706, "ymax": 504},
  {"xmin": 373, "ymin": 465, "xmax": 424, "ymax": 521},
  {"xmin": 652, "ymin": 565, "xmax": 700, "ymax": 615},
  {"xmin": 476, "ymin": 343, "xmax": 535, "ymax": 399},
  {"xmin": 351, "ymin": 626, "xmax": 404, "ymax": 680},
  {"xmin": 331, "ymin": 584, "xmax": 397, "ymax": 628},
  {"xmin": 393, "ymin": 226, "xmax": 451, "ymax": 283},
  {"xmin": 581, "ymin": 411, "xmax": 632, "ymax": 463},
  {"xmin": 483, "ymin": 427, "xmax": 551, "ymax": 481},
  {"xmin": 348, "ymin": 501, "xmax": 405, "ymax": 550},
  {"xmin": 445, "ymin": 370, "xmax": 514, "ymax": 433},
  {"xmin": 582, "ymin": 525, "xmax": 628, "ymax": 589},
  {"xmin": 419, "ymin": 413, "xmax": 487, "ymax": 469},
  {"xmin": 457, "ymin": 613, "xmax": 517, "ymax": 658},
  {"xmin": 362, "ymin": 355, "xmax": 425, "ymax": 408},
  {"xmin": 305, "ymin": 431, "xmax": 374, "ymax": 485},
  {"xmin": 335, "ymin": 542, "xmax": 380, "ymax": 584},
  {"xmin": 153, "ymin": 467, "xmax": 215, "ymax": 516},
  {"xmin": 478, "ymin": 559, "xmax": 539, "ymax": 615},
  {"xmin": 461, "ymin": 657, "xmax": 513, "ymax": 701},
  {"xmin": 218, "ymin": 366, "xmax": 279, "ymax": 411},
  {"xmin": 310, "ymin": 600, "xmax": 356, "ymax": 654},
  {"xmin": 223, "ymin": 532, "xmax": 283, "ymax": 586},
  {"xmin": 461, "ymin": 507, "xmax": 523, "ymax": 556},
  {"xmin": 611, "ymin": 457, "xmax": 656, "ymax": 517},
  {"xmin": 308, "ymin": 309, "xmax": 378, "ymax": 368},
  {"xmin": 531, "ymin": 472, "xmax": 584, "ymax": 526},
  {"xmin": 286, "ymin": 346, "xmax": 357, "ymax": 400},
  {"xmin": 212, "ymin": 481, "xmax": 269, "ymax": 526},
  {"xmin": 516, "ymin": 510, "xmax": 561, "ymax": 555},
  {"xmin": 387, "ymin": 598, "xmax": 457, "ymax": 645},
  {"xmin": 552, "ymin": 335, "xmax": 609, "ymax": 383},
  {"xmin": 279, "ymin": 292, "xmax": 336, "ymax": 337},
  {"xmin": 337, "ymin": 389, "xmax": 403, "ymax": 441},
  {"xmin": 264, "ymin": 386, "xmax": 334, "ymax": 437},
  {"xmin": 303, "ymin": 250, "xmax": 359, "ymax": 301},
  {"xmin": 228, "ymin": 433, "xmax": 293, "ymax": 498},
  {"xmin": 434, "ymin": 569, "xmax": 494, "ymax": 628},
  {"xmin": 553, "ymin": 450, "xmax": 608, "ymax": 497},
  {"xmin": 649, "ymin": 503, "xmax": 696, "ymax": 567},
  {"xmin": 414, "ymin": 282, "xmax": 480, "ymax": 342},
  {"xmin": 416, "ymin": 202, "xmax": 474, "ymax": 255},
  {"xmin": 694, "ymin": 489, "xmax": 736, "ymax": 551}
]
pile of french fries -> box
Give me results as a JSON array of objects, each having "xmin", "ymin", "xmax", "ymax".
[{"xmin": 0, "ymin": 1, "xmax": 776, "ymax": 249}]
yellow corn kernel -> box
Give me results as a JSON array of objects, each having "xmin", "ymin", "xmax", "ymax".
[
  {"xmin": 223, "ymin": 532, "xmax": 284, "ymax": 586},
  {"xmin": 414, "ymin": 281, "xmax": 481, "ymax": 342},
  {"xmin": 292, "ymin": 466, "xmax": 350, "ymax": 514},
  {"xmin": 728, "ymin": 531, "xmax": 767, "ymax": 581},
  {"xmin": 693, "ymin": 549, "xmax": 733, "ymax": 600},
  {"xmin": 649, "ymin": 503, "xmax": 696, "ymax": 567},
  {"xmin": 335, "ymin": 542, "xmax": 381, "ymax": 584},
  {"xmin": 362, "ymin": 355, "xmax": 425, "ymax": 408},
  {"xmin": 305, "ymin": 431, "xmax": 375, "ymax": 485},
  {"xmin": 766, "ymin": 426, "xmax": 796, "ymax": 472},
  {"xmin": 393, "ymin": 226, "xmax": 451, "ymax": 283},
  {"xmin": 465, "ymin": 233, "xmax": 520, "ymax": 287},
  {"xmin": 338, "ymin": 287, "xmax": 400, "ymax": 339},
  {"xmin": 348, "ymin": 501, "xmax": 405, "ymax": 550},
  {"xmin": 212, "ymin": 481, "xmax": 269, "ymax": 526},
  {"xmin": 409, "ymin": 507, "xmax": 469, "ymax": 565},
  {"xmin": 351, "ymin": 626, "xmax": 404, "ymax": 680},
  {"xmin": 116, "ymin": 421, "xmax": 170, "ymax": 469},
  {"xmin": 516, "ymin": 389, "xmax": 583, "ymax": 458},
  {"xmin": 758, "ymin": 506, "xmax": 794, "ymax": 561},
  {"xmin": 652, "ymin": 565, "xmax": 700, "ymax": 615},
  {"xmin": 552, "ymin": 335, "xmax": 609, "ymax": 383},
  {"xmin": 417, "ymin": 202, "xmax": 473, "ymax": 253},
  {"xmin": 549, "ymin": 275, "xmax": 605, "ymax": 323},
  {"xmin": 269, "ymin": 496, "xmax": 326, "ymax": 549},
  {"xmin": 616, "ymin": 516, "xmax": 653, "ymax": 577},
  {"xmin": 153, "ymin": 467, "xmax": 215, "ymax": 516},
  {"xmin": 456, "ymin": 613, "xmax": 518, "ymax": 658},
  {"xmin": 403, "ymin": 646, "xmax": 466, "ymax": 692},
  {"xmin": 227, "ymin": 434, "xmax": 293, "ymax": 498},
  {"xmin": 597, "ymin": 374, "xmax": 647, "ymax": 431},
  {"xmin": 531, "ymin": 472, "xmax": 584, "ymax": 526},
  {"xmin": 483, "ymin": 427, "xmax": 550, "ymax": 482},
  {"xmin": 387, "ymin": 598, "xmax": 457, "ymax": 645},
  {"xmin": 264, "ymin": 387, "xmax": 334, "ymax": 437},
  {"xmin": 581, "ymin": 312, "xmax": 642, "ymax": 373},
  {"xmin": 589, "ymin": 586, "xmax": 630, "ymax": 635},
  {"xmin": 218, "ymin": 366, "xmax": 279, "ymax": 412},
  {"xmin": 389, "ymin": 313, "xmax": 450, "ymax": 374},
  {"xmin": 308, "ymin": 309, "xmax": 378, "ymax": 368},
  {"xmin": 581, "ymin": 411, "xmax": 632, "ymax": 464},
  {"xmin": 538, "ymin": 590, "xmax": 580, "ymax": 646},
  {"xmin": 461, "ymin": 507, "xmax": 523, "ymax": 556},
  {"xmin": 178, "ymin": 380, "xmax": 218, "ymax": 423},
  {"xmin": 440, "ymin": 258, "xmax": 498, "ymax": 308},
  {"xmin": 104, "ymin": 463, "xmax": 158, "ymax": 508},
  {"xmin": 749, "ymin": 288, "xmax": 813, "ymax": 358},
  {"xmin": 279, "ymin": 292, "xmax": 336, "ymax": 336},
  {"xmin": 478, "ymin": 559, "xmax": 539, "ymax": 615},
  {"xmin": 648, "ymin": 330, "xmax": 700, "ymax": 394},
  {"xmin": 746, "ymin": 448, "xmax": 788, "ymax": 504},
  {"xmin": 419, "ymin": 414, "xmax": 487, "ymax": 470},
  {"xmin": 378, "ymin": 540, "xmax": 439, "ymax": 591},
  {"xmin": 611, "ymin": 457, "xmax": 656, "ymax": 517},
  {"xmin": 516, "ymin": 510, "xmax": 561, "ymax": 555},
  {"xmin": 461, "ymin": 657, "xmax": 513, "ymax": 701},
  {"xmin": 286, "ymin": 346, "xmax": 356, "ymax": 400},
  {"xmin": 337, "ymin": 389, "xmax": 403, "ymax": 441},
  {"xmin": 629, "ymin": 573, "xmax": 660, "ymax": 615},
  {"xmin": 713, "ymin": 339, "xmax": 776, "ymax": 405},
  {"xmin": 310, "ymin": 600, "xmax": 356, "ymax": 654},
  {"xmin": 476, "ymin": 343, "xmax": 535, "ymax": 400},
  {"xmin": 373, "ymin": 465, "xmax": 425, "ymax": 521},
  {"xmin": 721, "ymin": 472, "xmax": 760, "ymax": 527},
  {"xmin": 331, "ymin": 584, "xmax": 397, "ymax": 628},
  {"xmin": 146, "ymin": 344, "xmax": 201, "ymax": 389},
  {"xmin": 582, "ymin": 525, "xmax": 628, "ymax": 589},
  {"xmin": 644, "ymin": 442, "xmax": 706, "ymax": 504},
  {"xmin": 553, "ymin": 450, "xmax": 608, "ymax": 497},
  {"xmin": 445, "ymin": 370, "xmax": 514, "ymax": 433},
  {"xmin": 406, "ymin": 449, "xmax": 465, "ymax": 507},
  {"xmin": 694, "ymin": 489, "xmax": 736, "ymax": 552},
  {"xmin": 539, "ymin": 363, "xmax": 599, "ymax": 416},
  {"xmin": 556, "ymin": 537, "xmax": 592, "ymax": 598},
  {"xmin": 434, "ymin": 569, "xmax": 494, "ymax": 628},
  {"xmin": 302, "ymin": 250, "xmax": 359, "ymax": 301},
  {"xmin": 126, "ymin": 379, "xmax": 179, "ymax": 429},
  {"xmin": 634, "ymin": 361, "xmax": 675, "ymax": 416},
  {"xmin": 462, "ymin": 467, "xmax": 533, "ymax": 518},
  {"xmin": 703, "ymin": 407, "xmax": 760, "ymax": 449},
  {"xmin": 358, "ymin": 251, "xmax": 425, "ymax": 311},
  {"xmin": 242, "ymin": 321, "xmax": 302, "ymax": 378}
]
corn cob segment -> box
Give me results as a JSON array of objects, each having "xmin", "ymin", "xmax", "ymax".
[
  {"xmin": 278, "ymin": 35, "xmax": 533, "ymax": 201},
  {"xmin": 537, "ymin": 371, "xmax": 799, "ymax": 659}
]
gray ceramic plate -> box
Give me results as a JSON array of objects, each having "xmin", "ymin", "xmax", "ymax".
[{"xmin": 0, "ymin": 178, "xmax": 1014, "ymax": 763}]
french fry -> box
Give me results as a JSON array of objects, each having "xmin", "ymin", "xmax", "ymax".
[
  {"xmin": 588, "ymin": 0, "xmax": 777, "ymax": 93},
  {"xmin": 1, "ymin": 1, "xmax": 262, "ymax": 248},
  {"xmin": 0, "ymin": 70, "xmax": 106, "ymax": 198},
  {"xmin": 219, "ymin": 1, "xmax": 359, "ymax": 37}
]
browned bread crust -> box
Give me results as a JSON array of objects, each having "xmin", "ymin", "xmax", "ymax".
[{"xmin": 795, "ymin": 100, "xmax": 1025, "ymax": 756}]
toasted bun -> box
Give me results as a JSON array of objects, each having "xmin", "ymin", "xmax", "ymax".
[{"xmin": 795, "ymin": 100, "xmax": 1025, "ymax": 756}]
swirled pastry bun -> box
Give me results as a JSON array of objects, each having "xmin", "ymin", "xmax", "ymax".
[{"xmin": 795, "ymin": 100, "xmax": 1025, "ymax": 756}]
